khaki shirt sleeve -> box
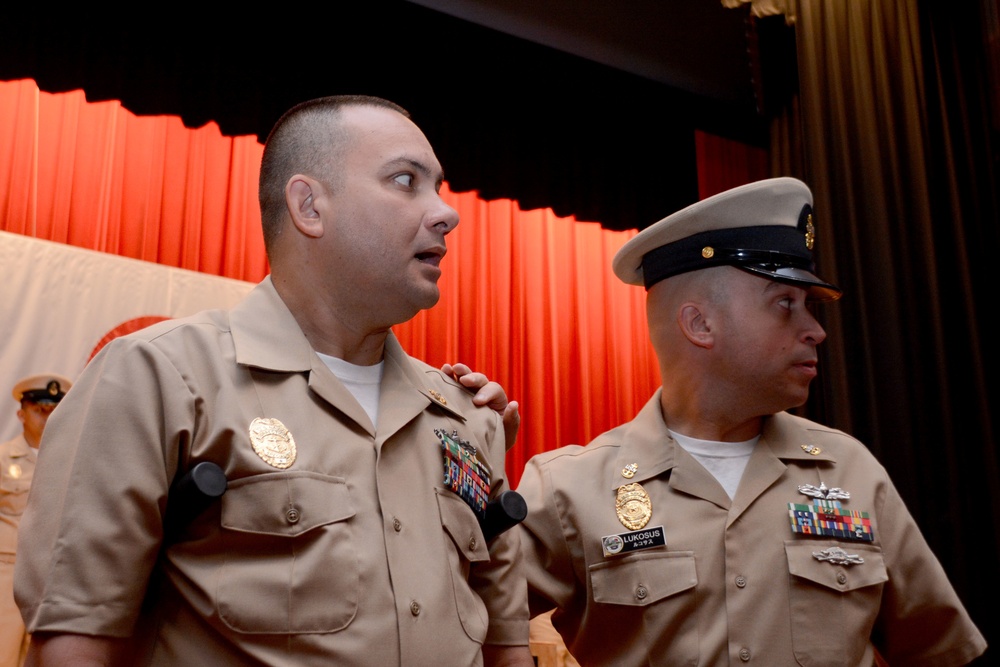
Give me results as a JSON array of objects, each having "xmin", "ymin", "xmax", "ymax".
[
  {"xmin": 15, "ymin": 338, "xmax": 184, "ymax": 636},
  {"xmin": 515, "ymin": 454, "xmax": 580, "ymax": 618},
  {"xmin": 873, "ymin": 478, "xmax": 987, "ymax": 666},
  {"xmin": 467, "ymin": 399, "xmax": 530, "ymax": 646}
]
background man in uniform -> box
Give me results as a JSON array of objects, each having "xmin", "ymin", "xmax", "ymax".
[
  {"xmin": 16, "ymin": 96, "xmax": 532, "ymax": 667},
  {"xmin": 0, "ymin": 375, "xmax": 71, "ymax": 667},
  {"xmin": 517, "ymin": 178, "xmax": 986, "ymax": 666}
]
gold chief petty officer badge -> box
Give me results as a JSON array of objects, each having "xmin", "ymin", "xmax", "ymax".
[
  {"xmin": 615, "ymin": 463, "xmax": 652, "ymax": 530},
  {"xmin": 249, "ymin": 417, "xmax": 297, "ymax": 469}
]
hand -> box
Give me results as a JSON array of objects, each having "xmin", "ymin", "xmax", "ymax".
[{"xmin": 441, "ymin": 363, "xmax": 520, "ymax": 451}]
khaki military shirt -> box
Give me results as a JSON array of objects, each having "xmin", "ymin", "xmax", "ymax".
[
  {"xmin": 518, "ymin": 391, "xmax": 986, "ymax": 667},
  {"xmin": 16, "ymin": 277, "xmax": 528, "ymax": 666},
  {"xmin": 0, "ymin": 435, "xmax": 35, "ymax": 556},
  {"xmin": 0, "ymin": 435, "xmax": 32, "ymax": 667}
]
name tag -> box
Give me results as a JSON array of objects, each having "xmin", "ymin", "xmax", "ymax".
[{"xmin": 601, "ymin": 525, "xmax": 666, "ymax": 557}]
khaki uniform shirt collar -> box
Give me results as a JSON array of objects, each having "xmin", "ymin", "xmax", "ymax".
[
  {"xmin": 228, "ymin": 277, "xmax": 467, "ymax": 437},
  {"xmin": 609, "ymin": 389, "xmax": 676, "ymax": 490},
  {"xmin": 376, "ymin": 335, "xmax": 467, "ymax": 444},
  {"xmin": 6, "ymin": 435, "xmax": 34, "ymax": 459},
  {"xmin": 230, "ymin": 276, "xmax": 314, "ymax": 373},
  {"xmin": 608, "ymin": 395, "xmax": 839, "ymax": 515},
  {"xmin": 759, "ymin": 412, "xmax": 838, "ymax": 464}
]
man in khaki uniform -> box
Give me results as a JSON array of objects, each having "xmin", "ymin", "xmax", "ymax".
[
  {"xmin": 517, "ymin": 178, "xmax": 987, "ymax": 666},
  {"xmin": 0, "ymin": 375, "xmax": 70, "ymax": 667},
  {"xmin": 16, "ymin": 96, "xmax": 533, "ymax": 666}
]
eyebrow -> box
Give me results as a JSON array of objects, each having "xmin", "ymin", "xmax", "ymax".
[
  {"xmin": 763, "ymin": 280, "xmax": 806, "ymax": 297},
  {"xmin": 384, "ymin": 156, "xmax": 445, "ymax": 187}
]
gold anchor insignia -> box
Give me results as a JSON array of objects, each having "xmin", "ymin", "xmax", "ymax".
[
  {"xmin": 249, "ymin": 417, "xmax": 297, "ymax": 469},
  {"xmin": 428, "ymin": 389, "xmax": 448, "ymax": 406},
  {"xmin": 616, "ymin": 482, "xmax": 652, "ymax": 530},
  {"xmin": 805, "ymin": 214, "xmax": 816, "ymax": 250},
  {"xmin": 621, "ymin": 463, "xmax": 638, "ymax": 479}
]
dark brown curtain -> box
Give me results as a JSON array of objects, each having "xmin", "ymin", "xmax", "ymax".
[{"xmin": 773, "ymin": 1, "xmax": 999, "ymax": 659}]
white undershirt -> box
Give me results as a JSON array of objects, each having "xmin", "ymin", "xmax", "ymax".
[
  {"xmin": 669, "ymin": 429, "xmax": 758, "ymax": 499},
  {"xmin": 317, "ymin": 353, "xmax": 384, "ymax": 426}
]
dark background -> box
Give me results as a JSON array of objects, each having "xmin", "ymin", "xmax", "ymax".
[{"xmin": 2, "ymin": 2, "xmax": 996, "ymax": 662}]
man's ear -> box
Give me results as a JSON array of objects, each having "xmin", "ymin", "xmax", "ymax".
[
  {"xmin": 16, "ymin": 408, "xmax": 26, "ymax": 427},
  {"xmin": 678, "ymin": 303, "xmax": 714, "ymax": 349},
  {"xmin": 285, "ymin": 175, "xmax": 324, "ymax": 238}
]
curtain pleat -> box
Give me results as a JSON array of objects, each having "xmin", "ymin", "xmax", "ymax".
[
  {"xmin": 0, "ymin": 79, "xmax": 676, "ymax": 487},
  {"xmin": 773, "ymin": 2, "xmax": 998, "ymax": 656}
]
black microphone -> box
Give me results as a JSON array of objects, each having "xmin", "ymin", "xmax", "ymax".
[
  {"xmin": 164, "ymin": 461, "xmax": 227, "ymax": 539},
  {"xmin": 479, "ymin": 490, "xmax": 527, "ymax": 542}
]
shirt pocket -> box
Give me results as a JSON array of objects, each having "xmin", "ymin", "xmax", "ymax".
[
  {"xmin": 588, "ymin": 551, "xmax": 700, "ymax": 666},
  {"xmin": 216, "ymin": 471, "xmax": 358, "ymax": 634},
  {"xmin": 785, "ymin": 541, "xmax": 888, "ymax": 667},
  {"xmin": 436, "ymin": 489, "xmax": 490, "ymax": 644}
]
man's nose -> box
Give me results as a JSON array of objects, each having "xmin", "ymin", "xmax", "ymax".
[
  {"xmin": 803, "ymin": 312, "xmax": 827, "ymax": 345},
  {"xmin": 428, "ymin": 196, "xmax": 459, "ymax": 234}
]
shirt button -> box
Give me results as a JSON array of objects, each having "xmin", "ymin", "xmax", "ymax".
[
  {"xmin": 735, "ymin": 575, "xmax": 747, "ymax": 588},
  {"xmin": 635, "ymin": 585, "xmax": 648, "ymax": 600},
  {"xmin": 468, "ymin": 536, "xmax": 477, "ymax": 551},
  {"xmin": 739, "ymin": 648, "xmax": 751, "ymax": 662},
  {"xmin": 285, "ymin": 507, "xmax": 300, "ymax": 524},
  {"xmin": 410, "ymin": 601, "xmax": 421, "ymax": 616},
  {"xmin": 837, "ymin": 572, "xmax": 848, "ymax": 585},
  {"xmin": 393, "ymin": 517, "xmax": 402, "ymax": 532}
]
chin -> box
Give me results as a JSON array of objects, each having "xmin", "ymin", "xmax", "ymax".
[
  {"xmin": 405, "ymin": 287, "xmax": 441, "ymax": 315},
  {"xmin": 784, "ymin": 391, "xmax": 811, "ymax": 410},
  {"xmin": 419, "ymin": 288, "xmax": 441, "ymax": 309}
]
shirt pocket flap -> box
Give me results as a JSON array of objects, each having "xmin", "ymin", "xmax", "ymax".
[
  {"xmin": 437, "ymin": 489, "xmax": 490, "ymax": 563},
  {"xmin": 221, "ymin": 471, "xmax": 355, "ymax": 537},
  {"xmin": 785, "ymin": 542, "xmax": 888, "ymax": 592},
  {"xmin": 589, "ymin": 551, "xmax": 697, "ymax": 606}
]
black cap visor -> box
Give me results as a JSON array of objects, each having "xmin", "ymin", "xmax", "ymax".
[{"xmin": 738, "ymin": 264, "xmax": 842, "ymax": 302}]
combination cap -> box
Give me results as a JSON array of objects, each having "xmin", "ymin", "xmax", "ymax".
[
  {"xmin": 12, "ymin": 374, "xmax": 73, "ymax": 404},
  {"xmin": 612, "ymin": 177, "xmax": 841, "ymax": 301}
]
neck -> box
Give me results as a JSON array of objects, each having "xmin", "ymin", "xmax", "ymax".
[
  {"xmin": 658, "ymin": 382, "xmax": 764, "ymax": 443},
  {"xmin": 271, "ymin": 272, "xmax": 389, "ymax": 366}
]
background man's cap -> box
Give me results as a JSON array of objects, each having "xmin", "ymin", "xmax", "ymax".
[
  {"xmin": 12, "ymin": 374, "xmax": 73, "ymax": 404},
  {"xmin": 612, "ymin": 177, "xmax": 842, "ymax": 301}
]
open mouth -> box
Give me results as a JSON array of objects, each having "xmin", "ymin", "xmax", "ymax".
[{"xmin": 415, "ymin": 248, "xmax": 444, "ymax": 266}]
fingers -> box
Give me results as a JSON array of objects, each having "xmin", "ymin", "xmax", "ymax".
[
  {"xmin": 442, "ymin": 362, "xmax": 491, "ymax": 393},
  {"xmin": 473, "ymin": 381, "xmax": 508, "ymax": 411},
  {"xmin": 440, "ymin": 364, "xmax": 516, "ymax": 440},
  {"xmin": 442, "ymin": 363, "xmax": 490, "ymax": 388},
  {"xmin": 502, "ymin": 401, "xmax": 520, "ymax": 451},
  {"xmin": 439, "ymin": 362, "xmax": 462, "ymax": 379}
]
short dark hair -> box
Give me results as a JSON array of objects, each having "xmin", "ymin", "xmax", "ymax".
[{"xmin": 257, "ymin": 95, "xmax": 411, "ymax": 253}]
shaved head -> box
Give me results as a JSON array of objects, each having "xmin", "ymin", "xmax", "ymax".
[
  {"xmin": 258, "ymin": 95, "xmax": 410, "ymax": 255},
  {"xmin": 647, "ymin": 267, "xmax": 729, "ymax": 339}
]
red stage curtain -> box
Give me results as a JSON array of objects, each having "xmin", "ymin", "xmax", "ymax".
[
  {"xmin": 1, "ymin": 79, "xmax": 675, "ymax": 485},
  {"xmin": 0, "ymin": 79, "xmax": 268, "ymax": 281}
]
